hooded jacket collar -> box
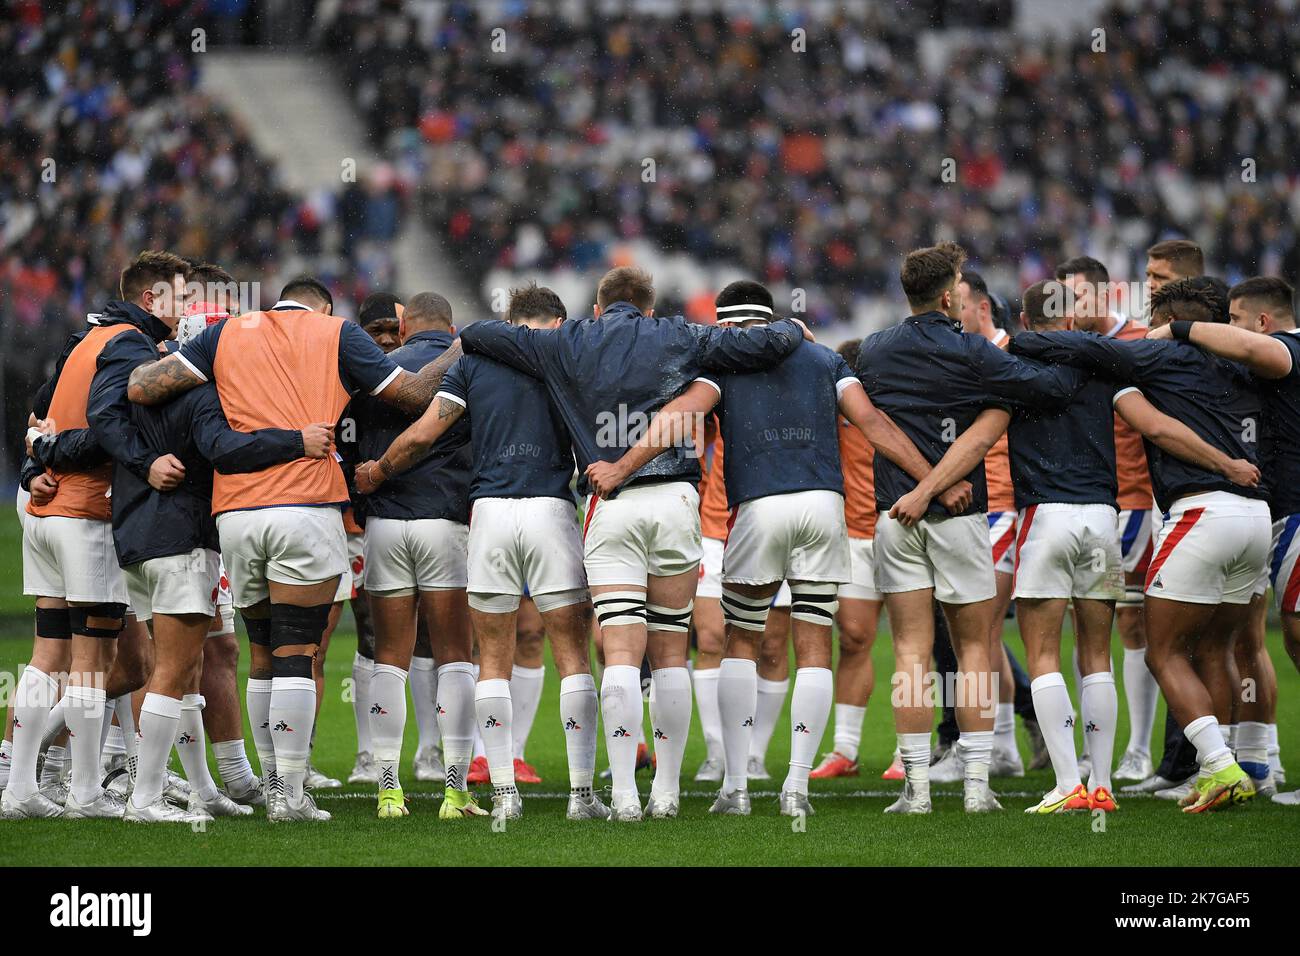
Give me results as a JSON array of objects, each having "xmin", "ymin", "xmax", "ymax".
[{"xmin": 100, "ymin": 299, "xmax": 173, "ymax": 343}]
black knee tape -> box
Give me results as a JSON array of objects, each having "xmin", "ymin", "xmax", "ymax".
[
  {"xmin": 270, "ymin": 602, "xmax": 332, "ymax": 650},
  {"xmin": 242, "ymin": 615, "xmax": 272, "ymax": 647},
  {"xmin": 271, "ymin": 653, "xmax": 314, "ymax": 679},
  {"xmin": 35, "ymin": 607, "xmax": 72, "ymax": 640},
  {"xmin": 68, "ymin": 603, "xmax": 128, "ymax": 639}
]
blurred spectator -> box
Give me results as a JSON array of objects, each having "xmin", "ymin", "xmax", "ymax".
[{"xmin": 320, "ymin": 0, "xmax": 1300, "ymax": 325}]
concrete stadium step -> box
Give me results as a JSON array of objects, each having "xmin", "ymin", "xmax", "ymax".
[{"xmin": 198, "ymin": 50, "xmax": 473, "ymax": 310}]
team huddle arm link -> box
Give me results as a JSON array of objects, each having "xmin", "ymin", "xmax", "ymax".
[
  {"xmin": 88, "ymin": 345, "xmax": 176, "ymax": 488},
  {"xmin": 887, "ymin": 407, "xmax": 1011, "ymax": 526},
  {"xmin": 189, "ymin": 391, "xmax": 329, "ymax": 473},
  {"xmin": 355, "ymin": 393, "xmax": 467, "ymax": 494},
  {"xmin": 378, "ymin": 338, "xmax": 465, "ymax": 417},
  {"xmin": 126, "ymin": 352, "xmax": 206, "ymax": 405},
  {"xmin": 1112, "ymin": 389, "xmax": 1260, "ymax": 488},
  {"xmin": 835, "ymin": 380, "xmax": 971, "ymax": 515},
  {"xmin": 1149, "ymin": 320, "xmax": 1294, "ymax": 380},
  {"xmin": 693, "ymin": 317, "xmax": 812, "ymax": 374},
  {"xmin": 584, "ymin": 379, "xmax": 721, "ymax": 498}
]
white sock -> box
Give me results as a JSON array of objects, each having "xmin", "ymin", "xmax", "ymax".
[
  {"xmin": 1224, "ymin": 724, "xmax": 1237, "ymax": 753},
  {"xmin": 898, "ymin": 731, "xmax": 931, "ymax": 793},
  {"xmin": 510, "ymin": 665, "xmax": 544, "ymax": 762},
  {"xmin": 212, "ymin": 738, "xmax": 255, "ymax": 793},
  {"xmin": 246, "ymin": 678, "xmax": 274, "ymax": 778},
  {"xmin": 1186, "ymin": 715, "xmax": 1233, "ymax": 773},
  {"xmin": 436, "ymin": 661, "xmax": 475, "ymax": 790},
  {"xmin": 718, "ymin": 657, "xmax": 757, "ymax": 792},
  {"xmin": 470, "ymin": 663, "xmax": 485, "ymax": 761},
  {"xmin": 269, "ymin": 676, "xmax": 316, "ymax": 800},
  {"xmin": 1070, "ymin": 646, "xmax": 1089, "ymax": 760},
  {"xmin": 784, "ymin": 666, "xmax": 833, "ymax": 794},
  {"xmin": 65, "ymin": 684, "xmax": 107, "ymax": 803},
  {"xmin": 1121, "ymin": 647, "xmax": 1158, "ymax": 756},
  {"xmin": 408, "ymin": 655, "xmax": 439, "ymax": 754},
  {"xmin": 1080, "ymin": 672, "xmax": 1117, "ymax": 791},
  {"xmin": 692, "ymin": 667, "xmax": 723, "ymax": 762},
  {"xmin": 8, "ymin": 666, "xmax": 57, "ymax": 799},
  {"xmin": 649, "ymin": 666, "xmax": 692, "ymax": 801},
  {"xmin": 600, "ymin": 664, "xmax": 643, "ymax": 801},
  {"xmin": 833, "ymin": 702, "xmax": 866, "ymax": 763},
  {"xmin": 1236, "ymin": 721, "xmax": 1270, "ymax": 768},
  {"xmin": 1268, "ymin": 723, "xmax": 1283, "ymax": 774},
  {"xmin": 475, "ymin": 678, "xmax": 515, "ymax": 792},
  {"xmin": 131, "ymin": 693, "xmax": 180, "ymax": 808},
  {"xmin": 370, "ymin": 663, "xmax": 409, "ymax": 791},
  {"xmin": 351, "ymin": 653, "xmax": 374, "ymax": 754},
  {"xmin": 177, "ymin": 694, "xmax": 219, "ymax": 801},
  {"xmin": 993, "ymin": 702, "xmax": 1017, "ymax": 754},
  {"xmin": 41, "ymin": 693, "xmax": 69, "ymax": 749},
  {"xmin": 559, "ymin": 673, "xmax": 598, "ymax": 792},
  {"xmin": 1030, "ymin": 672, "xmax": 1081, "ymax": 792},
  {"xmin": 751, "ymin": 676, "xmax": 788, "ymax": 761},
  {"xmin": 958, "ymin": 730, "xmax": 994, "ymax": 786},
  {"xmin": 0, "ymin": 738, "xmax": 10, "ymax": 791},
  {"xmin": 40, "ymin": 744, "xmax": 66, "ymax": 788},
  {"xmin": 104, "ymin": 714, "xmax": 126, "ymax": 757}
]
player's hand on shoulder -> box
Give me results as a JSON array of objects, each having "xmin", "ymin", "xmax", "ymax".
[
  {"xmin": 584, "ymin": 460, "xmax": 626, "ymax": 499},
  {"xmin": 789, "ymin": 317, "xmax": 815, "ymax": 343},
  {"xmin": 1145, "ymin": 324, "xmax": 1173, "ymax": 341},
  {"xmin": 1223, "ymin": 458, "xmax": 1261, "ymax": 488},
  {"xmin": 354, "ymin": 460, "xmax": 383, "ymax": 494},
  {"xmin": 148, "ymin": 453, "xmax": 186, "ymax": 492},
  {"xmin": 936, "ymin": 479, "xmax": 973, "ymax": 515},
  {"xmin": 29, "ymin": 473, "xmax": 58, "ymax": 507},
  {"xmin": 301, "ymin": 422, "xmax": 335, "ymax": 459}
]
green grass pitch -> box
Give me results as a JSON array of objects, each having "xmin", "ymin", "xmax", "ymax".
[{"xmin": 2, "ymin": 503, "xmax": 1298, "ymax": 866}]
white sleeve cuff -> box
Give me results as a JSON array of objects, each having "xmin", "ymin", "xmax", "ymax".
[
  {"xmin": 1112, "ymin": 386, "xmax": 1140, "ymax": 405},
  {"xmin": 175, "ymin": 351, "xmax": 208, "ymax": 383},
  {"xmin": 435, "ymin": 390, "xmax": 466, "ymax": 408},
  {"xmin": 694, "ymin": 377, "xmax": 721, "ymax": 396},
  {"xmin": 835, "ymin": 376, "xmax": 860, "ymax": 397},
  {"xmin": 370, "ymin": 366, "xmax": 402, "ymax": 396}
]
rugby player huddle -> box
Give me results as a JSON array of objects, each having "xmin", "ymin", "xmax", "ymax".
[{"xmin": 2, "ymin": 237, "xmax": 1295, "ymax": 824}]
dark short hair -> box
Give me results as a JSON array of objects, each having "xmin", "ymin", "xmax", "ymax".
[
  {"xmin": 505, "ymin": 282, "xmax": 566, "ymax": 323},
  {"xmin": 960, "ymin": 269, "xmax": 990, "ymax": 303},
  {"xmin": 715, "ymin": 279, "xmax": 775, "ymax": 322},
  {"xmin": 836, "ymin": 338, "xmax": 862, "ymax": 367},
  {"xmin": 596, "ymin": 266, "xmax": 655, "ymax": 311},
  {"xmin": 1229, "ymin": 276, "xmax": 1295, "ymax": 317},
  {"xmin": 404, "ymin": 291, "xmax": 454, "ymax": 329},
  {"xmin": 900, "ymin": 241, "xmax": 966, "ymax": 309},
  {"xmin": 358, "ymin": 292, "xmax": 403, "ymax": 326},
  {"xmin": 279, "ymin": 275, "xmax": 334, "ymax": 312},
  {"xmin": 188, "ymin": 261, "xmax": 235, "ymax": 287},
  {"xmin": 1055, "ymin": 255, "xmax": 1110, "ymax": 285},
  {"xmin": 1021, "ymin": 279, "xmax": 1066, "ymax": 328},
  {"xmin": 1150, "ymin": 277, "xmax": 1225, "ymax": 325},
  {"xmin": 119, "ymin": 250, "xmax": 190, "ymax": 303},
  {"xmin": 1147, "ymin": 239, "xmax": 1204, "ymax": 277}
]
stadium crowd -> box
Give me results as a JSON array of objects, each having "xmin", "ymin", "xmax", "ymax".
[
  {"xmin": 320, "ymin": 0, "xmax": 1300, "ymax": 325},
  {"xmin": 0, "ymin": 0, "xmax": 408, "ymax": 464}
]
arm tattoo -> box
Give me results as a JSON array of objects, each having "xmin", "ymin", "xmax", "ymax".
[
  {"xmin": 127, "ymin": 356, "xmax": 201, "ymax": 405},
  {"xmin": 387, "ymin": 340, "xmax": 464, "ymax": 416},
  {"xmin": 380, "ymin": 396, "xmax": 464, "ymax": 477}
]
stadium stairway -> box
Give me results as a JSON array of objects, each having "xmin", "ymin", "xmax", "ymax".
[{"xmin": 199, "ymin": 51, "xmax": 474, "ymax": 311}]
